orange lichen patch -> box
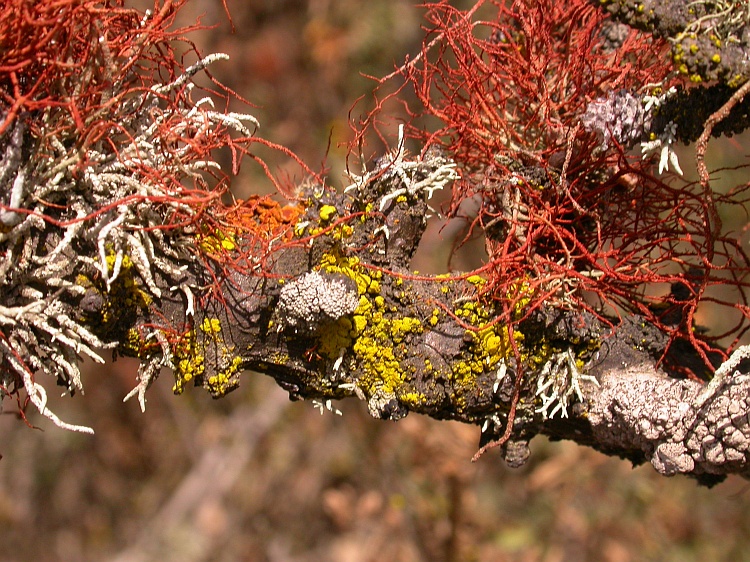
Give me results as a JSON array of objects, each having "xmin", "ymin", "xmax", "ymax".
[
  {"xmin": 234, "ymin": 196, "xmax": 303, "ymax": 236},
  {"xmin": 216, "ymin": 196, "xmax": 303, "ymax": 244},
  {"xmin": 195, "ymin": 196, "xmax": 304, "ymax": 268}
]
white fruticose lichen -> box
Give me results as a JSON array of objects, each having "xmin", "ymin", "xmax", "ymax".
[
  {"xmin": 481, "ymin": 412, "xmax": 504, "ymax": 433},
  {"xmin": 343, "ymin": 124, "xmax": 459, "ymax": 212},
  {"xmin": 493, "ymin": 358, "xmax": 508, "ymax": 394},
  {"xmin": 640, "ymin": 120, "xmax": 684, "ymax": 175},
  {"xmin": 0, "ymin": 53, "xmax": 258, "ymax": 432},
  {"xmin": 276, "ymin": 271, "xmax": 358, "ymax": 332},
  {"xmin": 642, "ymin": 86, "xmax": 677, "ymax": 113},
  {"xmin": 312, "ymin": 398, "xmax": 343, "ymax": 416},
  {"xmin": 535, "ymin": 349, "xmax": 599, "ymax": 419},
  {"xmin": 693, "ymin": 344, "xmax": 750, "ymax": 411}
]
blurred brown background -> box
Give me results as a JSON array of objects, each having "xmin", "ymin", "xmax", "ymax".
[{"xmin": 2, "ymin": 2, "xmax": 750, "ymax": 561}]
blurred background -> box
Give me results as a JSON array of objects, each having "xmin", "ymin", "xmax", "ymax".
[{"xmin": 2, "ymin": 1, "xmax": 750, "ymax": 561}]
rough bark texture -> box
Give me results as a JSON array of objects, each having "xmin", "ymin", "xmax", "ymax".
[{"xmin": 60, "ymin": 149, "xmax": 747, "ymax": 487}]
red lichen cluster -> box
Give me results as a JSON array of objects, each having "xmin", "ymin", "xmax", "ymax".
[
  {"xmin": 0, "ymin": 0, "xmax": 309, "ymax": 271},
  {"xmin": 2, "ymin": 0, "xmax": 193, "ymax": 136},
  {"xmin": 353, "ymin": 0, "xmax": 750, "ymax": 372}
]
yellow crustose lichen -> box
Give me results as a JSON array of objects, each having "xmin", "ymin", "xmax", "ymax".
[
  {"xmin": 172, "ymin": 329, "xmax": 205, "ymax": 395},
  {"xmin": 172, "ymin": 316, "xmax": 245, "ymax": 397},
  {"xmin": 316, "ymin": 251, "xmax": 425, "ymax": 404}
]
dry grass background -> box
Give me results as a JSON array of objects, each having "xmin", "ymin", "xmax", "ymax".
[{"xmin": 2, "ymin": 2, "xmax": 750, "ymax": 561}]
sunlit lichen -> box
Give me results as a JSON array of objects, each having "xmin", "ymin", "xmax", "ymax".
[{"xmin": 172, "ymin": 330, "xmax": 204, "ymax": 395}]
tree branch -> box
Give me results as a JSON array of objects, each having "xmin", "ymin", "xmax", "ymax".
[
  {"xmin": 2, "ymin": 0, "xmax": 750, "ymax": 489},
  {"xmin": 63, "ymin": 146, "xmax": 747, "ymax": 485}
]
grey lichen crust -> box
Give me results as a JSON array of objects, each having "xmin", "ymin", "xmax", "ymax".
[
  {"xmin": 587, "ymin": 362, "xmax": 750, "ymax": 480},
  {"xmin": 580, "ymin": 89, "xmax": 651, "ymax": 151},
  {"xmin": 276, "ymin": 271, "xmax": 359, "ymax": 332}
]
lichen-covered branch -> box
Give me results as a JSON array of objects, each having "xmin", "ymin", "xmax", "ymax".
[
  {"xmin": 1, "ymin": 65, "xmax": 749, "ymax": 483},
  {"xmin": 597, "ymin": 0, "xmax": 750, "ymax": 86},
  {"xmin": 3, "ymin": 0, "xmax": 750, "ymax": 489},
  {"xmin": 20, "ymin": 135, "xmax": 734, "ymax": 485}
]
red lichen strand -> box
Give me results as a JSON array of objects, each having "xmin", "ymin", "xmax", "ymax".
[{"xmin": 352, "ymin": 0, "xmax": 750, "ymax": 372}]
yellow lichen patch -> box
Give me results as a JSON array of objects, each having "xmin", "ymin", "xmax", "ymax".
[
  {"xmin": 201, "ymin": 317, "xmax": 222, "ymax": 335},
  {"xmin": 319, "ymin": 251, "xmax": 381, "ymax": 296},
  {"xmin": 206, "ymin": 356, "xmax": 243, "ymax": 397},
  {"xmin": 398, "ymin": 391, "xmax": 426, "ymax": 407},
  {"xmin": 197, "ymin": 227, "xmax": 237, "ymax": 253},
  {"xmin": 120, "ymin": 327, "xmax": 159, "ymax": 358},
  {"xmin": 368, "ymin": 280, "xmax": 381, "ymax": 295},
  {"xmin": 505, "ymin": 279, "xmax": 534, "ymax": 320},
  {"xmin": 315, "ymin": 249, "xmax": 426, "ymax": 402},
  {"xmin": 174, "ymin": 317, "xmax": 245, "ymax": 397},
  {"xmin": 352, "ymin": 315, "xmax": 368, "ymax": 335},
  {"xmin": 331, "ymin": 224, "xmax": 354, "ymax": 240},
  {"xmin": 104, "ymin": 253, "xmax": 153, "ymax": 308},
  {"xmin": 352, "ymin": 335, "xmax": 406, "ymax": 396},
  {"xmin": 466, "ymin": 274, "xmax": 486, "ymax": 286},
  {"xmin": 172, "ymin": 330, "xmax": 205, "ymax": 395},
  {"xmin": 347, "ymin": 305, "xmax": 425, "ymax": 401},
  {"xmin": 450, "ymin": 298, "xmax": 515, "ymax": 405},
  {"xmin": 390, "ymin": 317, "xmax": 423, "ymax": 343},
  {"xmin": 429, "ymin": 309, "xmax": 440, "ymax": 326},
  {"xmin": 317, "ymin": 317, "xmax": 354, "ymax": 359},
  {"xmin": 81, "ymin": 250, "xmax": 153, "ymax": 344},
  {"xmin": 356, "ymin": 295, "xmax": 372, "ymax": 315},
  {"xmin": 319, "ymin": 204, "xmax": 337, "ymax": 222}
]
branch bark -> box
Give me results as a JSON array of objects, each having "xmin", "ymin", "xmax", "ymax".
[{"xmin": 62, "ymin": 148, "xmax": 747, "ymax": 486}]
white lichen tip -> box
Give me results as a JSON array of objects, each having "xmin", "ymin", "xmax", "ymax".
[
  {"xmin": 642, "ymin": 86, "xmax": 677, "ymax": 113},
  {"xmin": 344, "ymin": 124, "xmax": 459, "ymax": 210},
  {"xmin": 693, "ymin": 344, "xmax": 750, "ymax": 411},
  {"xmin": 535, "ymin": 349, "xmax": 599, "ymax": 419},
  {"xmin": 493, "ymin": 359, "xmax": 508, "ymax": 394},
  {"xmin": 641, "ymin": 121, "xmax": 684, "ymax": 176},
  {"xmin": 312, "ymin": 399, "xmax": 342, "ymax": 416}
]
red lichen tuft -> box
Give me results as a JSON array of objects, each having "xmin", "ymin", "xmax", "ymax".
[{"xmin": 351, "ymin": 0, "xmax": 750, "ymax": 372}]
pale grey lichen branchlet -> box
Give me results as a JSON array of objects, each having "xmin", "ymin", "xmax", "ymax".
[
  {"xmin": 535, "ymin": 349, "xmax": 599, "ymax": 419},
  {"xmin": 344, "ymin": 124, "xmax": 460, "ymax": 214},
  {"xmin": 0, "ymin": 51, "xmax": 259, "ymax": 432}
]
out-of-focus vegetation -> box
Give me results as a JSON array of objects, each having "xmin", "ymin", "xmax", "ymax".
[{"xmin": 2, "ymin": 2, "xmax": 750, "ymax": 561}]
